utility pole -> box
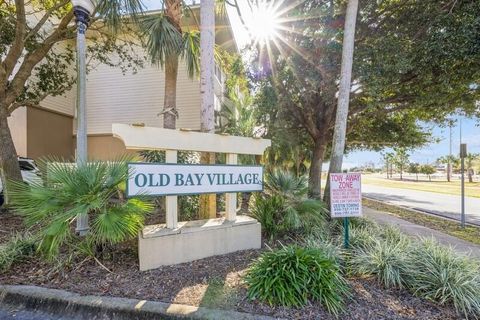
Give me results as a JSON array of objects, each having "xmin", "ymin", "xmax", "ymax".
[
  {"xmin": 448, "ymin": 122, "xmax": 453, "ymax": 182},
  {"xmin": 460, "ymin": 143, "xmax": 467, "ymax": 228}
]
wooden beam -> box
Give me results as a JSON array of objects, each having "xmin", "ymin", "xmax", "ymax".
[{"xmin": 112, "ymin": 124, "xmax": 271, "ymax": 155}]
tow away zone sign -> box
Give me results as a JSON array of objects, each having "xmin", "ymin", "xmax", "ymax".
[{"xmin": 329, "ymin": 172, "xmax": 362, "ymax": 218}]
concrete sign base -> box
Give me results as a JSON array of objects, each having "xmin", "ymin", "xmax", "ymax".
[{"xmin": 138, "ymin": 215, "xmax": 261, "ymax": 271}]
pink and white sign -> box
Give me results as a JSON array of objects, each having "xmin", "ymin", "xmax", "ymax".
[{"xmin": 329, "ymin": 173, "xmax": 362, "ymax": 218}]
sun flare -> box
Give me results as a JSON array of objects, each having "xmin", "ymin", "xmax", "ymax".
[{"xmin": 250, "ymin": 2, "xmax": 281, "ymax": 45}]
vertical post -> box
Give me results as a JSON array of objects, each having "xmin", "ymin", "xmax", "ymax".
[
  {"xmin": 460, "ymin": 143, "xmax": 467, "ymax": 228},
  {"xmin": 344, "ymin": 217, "xmax": 350, "ymax": 249},
  {"xmin": 166, "ymin": 150, "xmax": 178, "ymax": 229},
  {"xmin": 225, "ymin": 153, "xmax": 238, "ymax": 221},
  {"xmin": 74, "ymin": 6, "xmax": 90, "ymax": 236}
]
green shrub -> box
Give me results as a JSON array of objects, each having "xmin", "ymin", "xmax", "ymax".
[
  {"xmin": 249, "ymin": 195, "xmax": 283, "ymax": 239},
  {"xmin": 178, "ymin": 195, "xmax": 200, "ymax": 221},
  {"xmin": 0, "ymin": 233, "xmax": 36, "ymax": 272},
  {"xmin": 9, "ymin": 159, "xmax": 153, "ymax": 258},
  {"xmin": 349, "ymin": 236, "xmax": 411, "ymax": 288},
  {"xmin": 245, "ymin": 245, "xmax": 349, "ymax": 316},
  {"xmin": 407, "ymin": 238, "xmax": 480, "ymax": 318},
  {"xmin": 264, "ymin": 170, "xmax": 309, "ymax": 199},
  {"xmin": 250, "ymin": 170, "xmax": 328, "ymax": 239}
]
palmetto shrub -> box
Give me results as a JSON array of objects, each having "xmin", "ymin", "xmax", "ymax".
[
  {"xmin": 406, "ymin": 238, "xmax": 480, "ymax": 318},
  {"xmin": 349, "ymin": 235, "xmax": 411, "ymax": 288},
  {"xmin": 250, "ymin": 170, "xmax": 328, "ymax": 239},
  {"xmin": 0, "ymin": 233, "xmax": 36, "ymax": 272},
  {"xmin": 245, "ymin": 245, "xmax": 349, "ymax": 316},
  {"xmin": 249, "ymin": 195, "xmax": 283, "ymax": 239},
  {"xmin": 9, "ymin": 160, "xmax": 152, "ymax": 258}
]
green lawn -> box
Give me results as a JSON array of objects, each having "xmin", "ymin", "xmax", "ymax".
[{"xmin": 362, "ymin": 174, "xmax": 480, "ymax": 198}]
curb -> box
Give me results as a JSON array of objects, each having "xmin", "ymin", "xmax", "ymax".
[{"xmin": 0, "ymin": 285, "xmax": 278, "ymax": 320}]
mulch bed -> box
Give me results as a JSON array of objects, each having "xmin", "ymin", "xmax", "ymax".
[
  {"xmin": 0, "ymin": 212, "xmax": 460, "ymax": 319},
  {"xmin": 0, "ymin": 210, "xmax": 25, "ymax": 244},
  {"xmin": 0, "ymin": 246, "xmax": 459, "ymax": 320}
]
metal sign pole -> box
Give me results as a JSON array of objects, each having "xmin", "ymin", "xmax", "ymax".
[{"xmin": 344, "ymin": 217, "xmax": 350, "ymax": 249}]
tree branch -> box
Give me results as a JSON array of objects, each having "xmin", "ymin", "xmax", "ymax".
[
  {"xmin": 25, "ymin": 0, "xmax": 71, "ymax": 42},
  {"xmin": 5, "ymin": 10, "xmax": 74, "ymax": 109},
  {"xmin": 3, "ymin": 0, "xmax": 27, "ymax": 77}
]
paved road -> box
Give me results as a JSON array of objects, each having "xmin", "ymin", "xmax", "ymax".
[{"xmin": 362, "ymin": 184, "xmax": 480, "ymax": 225}]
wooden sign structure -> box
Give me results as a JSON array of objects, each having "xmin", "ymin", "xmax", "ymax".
[{"xmin": 113, "ymin": 124, "xmax": 271, "ymax": 270}]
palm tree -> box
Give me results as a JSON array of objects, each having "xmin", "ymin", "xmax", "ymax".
[
  {"xmin": 465, "ymin": 153, "xmax": 479, "ymax": 183},
  {"xmin": 141, "ymin": 1, "xmax": 200, "ymax": 129},
  {"xmin": 98, "ymin": 1, "xmax": 200, "ymax": 131},
  {"xmin": 437, "ymin": 155, "xmax": 459, "ymax": 182}
]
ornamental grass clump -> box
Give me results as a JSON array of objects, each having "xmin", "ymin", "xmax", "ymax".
[
  {"xmin": 244, "ymin": 245, "xmax": 349, "ymax": 316},
  {"xmin": 9, "ymin": 159, "xmax": 152, "ymax": 259},
  {"xmin": 0, "ymin": 233, "xmax": 36, "ymax": 272},
  {"xmin": 349, "ymin": 234, "xmax": 411, "ymax": 288},
  {"xmin": 407, "ymin": 238, "xmax": 480, "ymax": 318}
]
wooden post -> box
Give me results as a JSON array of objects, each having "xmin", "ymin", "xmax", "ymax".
[
  {"xmin": 225, "ymin": 153, "xmax": 238, "ymax": 221},
  {"xmin": 165, "ymin": 150, "xmax": 178, "ymax": 229}
]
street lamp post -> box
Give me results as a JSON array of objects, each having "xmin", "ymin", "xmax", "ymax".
[{"xmin": 72, "ymin": 0, "xmax": 96, "ymax": 235}]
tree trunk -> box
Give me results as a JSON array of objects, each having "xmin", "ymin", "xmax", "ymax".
[
  {"xmin": 324, "ymin": 0, "xmax": 358, "ymax": 206},
  {"xmin": 468, "ymin": 170, "xmax": 473, "ymax": 183},
  {"xmin": 200, "ymin": 0, "xmax": 215, "ymax": 134},
  {"xmin": 163, "ymin": 54, "xmax": 179, "ymax": 129},
  {"xmin": 446, "ymin": 163, "xmax": 451, "ymax": 182},
  {"xmin": 199, "ymin": 0, "xmax": 216, "ymax": 219},
  {"xmin": 0, "ymin": 107, "xmax": 22, "ymax": 204},
  {"xmin": 309, "ymin": 140, "xmax": 326, "ymax": 200},
  {"xmin": 327, "ymin": 0, "xmax": 359, "ymax": 176}
]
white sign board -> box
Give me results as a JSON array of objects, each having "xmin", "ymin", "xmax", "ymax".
[
  {"xmin": 329, "ymin": 173, "xmax": 362, "ymax": 218},
  {"xmin": 127, "ymin": 163, "xmax": 263, "ymax": 197}
]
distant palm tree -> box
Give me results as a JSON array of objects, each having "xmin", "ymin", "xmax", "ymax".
[
  {"xmin": 465, "ymin": 153, "xmax": 479, "ymax": 183},
  {"xmin": 437, "ymin": 155, "xmax": 459, "ymax": 182}
]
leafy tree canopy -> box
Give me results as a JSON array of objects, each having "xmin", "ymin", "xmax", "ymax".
[
  {"xmin": 251, "ymin": 0, "xmax": 479, "ymax": 192},
  {"xmin": 0, "ymin": 1, "xmax": 145, "ymax": 115}
]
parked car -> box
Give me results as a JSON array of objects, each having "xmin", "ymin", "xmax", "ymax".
[{"xmin": 0, "ymin": 157, "xmax": 42, "ymax": 207}]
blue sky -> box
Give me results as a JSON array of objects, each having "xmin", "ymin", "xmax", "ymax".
[
  {"xmin": 345, "ymin": 117, "xmax": 479, "ymax": 168},
  {"xmin": 142, "ymin": 1, "xmax": 479, "ymax": 168}
]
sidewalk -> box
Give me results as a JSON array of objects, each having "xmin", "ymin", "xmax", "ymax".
[{"xmin": 363, "ymin": 207, "xmax": 480, "ymax": 259}]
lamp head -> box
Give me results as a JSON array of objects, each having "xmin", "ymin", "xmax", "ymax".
[{"xmin": 71, "ymin": 0, "xmax": 96, "ymax": 15}]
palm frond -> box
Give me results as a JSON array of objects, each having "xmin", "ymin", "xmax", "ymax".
[
  {"xmin": 9, "ymin": 159, "xmax": 151, "ymax": 258},
  {"xmin": 96, "ymin": 0, "xmax": 145, "ymax": 31},
  {"xmin": 181, "ymin": 30, "xmax": 200, "ymax": 78},
  {"xmin": 141, "ymin": 14, "xmax": 183, "ymax": 67}
]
